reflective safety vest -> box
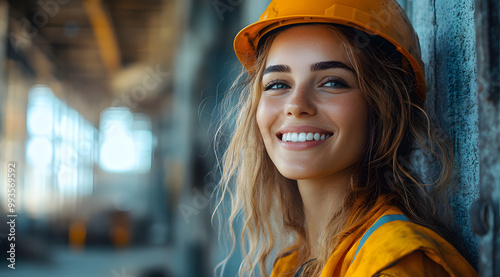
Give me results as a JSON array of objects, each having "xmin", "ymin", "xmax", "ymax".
[{"xmin": 271, "ymin": 206, "xmax": 477, "ymax": 277}]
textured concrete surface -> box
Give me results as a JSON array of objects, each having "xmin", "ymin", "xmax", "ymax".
[
  {"xmin": 474, "ymin": 0, "xmax": 500, "ymax": 274},
  {"xmin": 409, "ymin": 0, "xmax": 480, "ymax": 264}
]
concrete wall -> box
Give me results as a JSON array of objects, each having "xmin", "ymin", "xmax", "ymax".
[
  {"xmin": 471, "ymin": 0, "xmax": 499, "ymax": 274},
  {"xmin": 408, "ymin": 0, "xmax": 479, "ymax": 264}
]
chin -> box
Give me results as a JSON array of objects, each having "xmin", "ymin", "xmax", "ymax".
[
  {"xmin": 275, "ymin": 166, "xmax": 322, "ymax": 181},
  {"xmin": 274, "ymin": 162, "xmax": 358, "ymax": 182}
]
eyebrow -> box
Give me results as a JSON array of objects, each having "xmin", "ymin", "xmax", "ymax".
[
  {"xmin": 263, "ymin": 64, "xmax": 291, "ymax": 75},
  {"xmin": 263, "ymin": 61, "xmax": 354, "ymax": 76},
  {"xmin": 311, "ymin": 61, "xmax": 354, "ymax": 72}
]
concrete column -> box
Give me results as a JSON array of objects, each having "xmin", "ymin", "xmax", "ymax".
[
  {"xmin": 410, "ymin": 0, "xmax": 480, "ymax": 264},
  {"xmin": 470, "ymin": 0, "xmax": 500, "ymax": 275}
]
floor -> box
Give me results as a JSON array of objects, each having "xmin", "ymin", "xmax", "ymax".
[{"xmin": 0, "ymin": 245, "xmax": 180, "ymax": 277}]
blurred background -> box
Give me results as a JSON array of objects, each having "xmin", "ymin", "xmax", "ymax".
[
  {"xmin": 0, "ymin": 0, "xmax": 271, "ymax": 276},
  {"xmin": 0, "ymin": 0, "xmax": 489, "ymax": 276}
]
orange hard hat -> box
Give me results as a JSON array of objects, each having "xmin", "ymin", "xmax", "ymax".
[{"xmin": 234, "ymin": 0, "xmax": 426, "ymax": 102}]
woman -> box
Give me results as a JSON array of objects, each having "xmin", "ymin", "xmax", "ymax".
[{"xmin": 215, "ymin": 0, "xmax": 477, "ymax": 276}]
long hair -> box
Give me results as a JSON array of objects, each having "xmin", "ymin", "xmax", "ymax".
[{"xmin": 214, "ymin": 24, "xmax": 459, "ymax": 277}]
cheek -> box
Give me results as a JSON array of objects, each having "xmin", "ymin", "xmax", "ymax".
[
  {"xmin": 256, "ymin": 97, "xmax": 276, "ymax": 138},
  {"xmin": 256, "ymin": 101, "xmax": 266, "ymax": 136},
  {"xmin": 333, "ymin": 94, "xmax": 370, "ymax": 150},
  {"xmin": 354, "ymin": 99, "xmax": 369, "ymax": 137},
  {"xmin": 345, "ymin": 102, "xmax": 368, "ymax": 135},
  {"xmin": 349, "ymin": 100, "xmax": 370, "ymax": 153}
]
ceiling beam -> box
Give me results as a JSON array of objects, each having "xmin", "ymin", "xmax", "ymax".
[{"xmin": 83, "ymin": 0, "xmax": 121, "ymax": 77}]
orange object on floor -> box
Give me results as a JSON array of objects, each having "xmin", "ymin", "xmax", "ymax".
[{"xmin": 69, "ymin": 220, "xmax": 87, "ymax": 251}]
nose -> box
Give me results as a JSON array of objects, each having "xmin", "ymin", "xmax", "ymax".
[{"xmin": 284, "ymin": 85, "xmax": 317, "ymax": 117}]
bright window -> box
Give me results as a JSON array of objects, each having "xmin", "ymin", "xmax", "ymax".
[
  {"xmin": 25, "ymin": 85, "xmax": 96, "ymax": 215},
  {"xmin": 99, "ymin": 107, "xmax": 153, "ymax": 173}
]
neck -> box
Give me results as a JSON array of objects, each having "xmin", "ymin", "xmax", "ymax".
[{"xmin": 297, "ymin": 174, "xmax": 350, "ymax": 259}]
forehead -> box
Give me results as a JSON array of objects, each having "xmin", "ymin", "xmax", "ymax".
[{"xmin": 266, "ymin": 25, "xmax": 351, "ymax": 68}]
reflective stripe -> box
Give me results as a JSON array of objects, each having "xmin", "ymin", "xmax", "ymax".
[{"xmin": 350, "ymin": 214, "xmax": 410, "ymax": 265}]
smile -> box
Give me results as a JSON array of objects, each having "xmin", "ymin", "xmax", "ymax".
[{"xmin": 280, "ymin": 132, "xmax": 333, "ymax": 142}]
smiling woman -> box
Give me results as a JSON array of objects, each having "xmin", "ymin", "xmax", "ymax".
[
  {"xmin": 257, "ymin": 25, "xmax": 368, "ymax": 182},
  {"xmin": 215, "ymin": 0, "xmax": 477, "ymax": 276}
]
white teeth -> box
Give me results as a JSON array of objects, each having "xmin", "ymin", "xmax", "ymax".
[{"xmin": 282, "ymin": 132, "xmax": 331, "ymax": 142}]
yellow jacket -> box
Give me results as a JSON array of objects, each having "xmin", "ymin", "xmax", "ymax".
[{"xmin": 271, "ymin": 202, "xmax": 477, "ymax": 277}]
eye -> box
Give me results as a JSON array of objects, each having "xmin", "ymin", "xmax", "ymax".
[
  {"xmin": 321, "ymin": 77, "xmax": 349, "ymax": 88},
  {"xmin": 264, "ymin": 80, "xmax": 290, "ymax": 91}
]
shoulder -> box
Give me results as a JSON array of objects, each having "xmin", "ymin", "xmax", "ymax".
[
  {"xmin": 375, "ymin": 250, "xmax": 450, "ymax": 277},
  {"xmin": 346, "ymin": 210, "xmax": 477, "ymax": 277}
]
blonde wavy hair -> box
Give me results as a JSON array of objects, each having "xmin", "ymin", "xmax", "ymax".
[{"xmin": 214, "ymin": 24, "xmax": 460, "ymax": 277}]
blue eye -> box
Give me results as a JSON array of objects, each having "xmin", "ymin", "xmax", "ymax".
[
  {"xmin": 264, "ymin": 81, "xmax": 290, "ymax": 91},
  {"xmin": 322, "ymin": 78, "xmax": 348, "ymax": 88}
]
